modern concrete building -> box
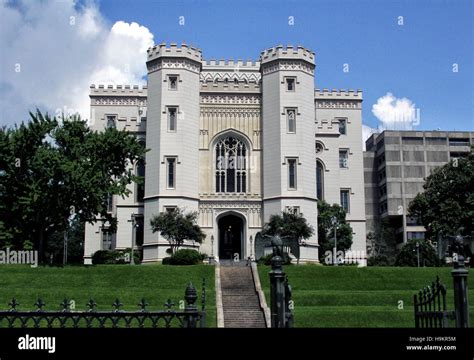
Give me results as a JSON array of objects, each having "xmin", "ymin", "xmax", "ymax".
[
  {"xmin": 364, "ymin": 130, "xmax": 473, "ymax": 245},
  {"xmin": 84, "ymin": 43, "xmax": 367, "ymax": 264}
]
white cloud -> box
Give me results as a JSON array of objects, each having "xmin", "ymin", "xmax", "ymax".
[
  {"xmin": 371, "ymin": 92, "xmax": 419, "ymax": 131},
  {"xmin": 0, "ymin": 0, "xmax": 154, "ymax": 126},
  {"xmin": 362, "ymin": 92, "xmax": 420, "ymax": 150}
]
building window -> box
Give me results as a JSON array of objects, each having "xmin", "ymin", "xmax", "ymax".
[
  {"xmin": 316, "ymin": 160, "xmax": 324, "ymax": 200},
  {"xmin": 106, "ymin": 115, "xmax": 116, "ymax": 129},
  {"xmin": 167, "ymin": 107, "xmax": 178, "ymax": 132},
  {"xmin": 164, "ymin": 206, "xmax": 177, "ymax": 214},
  {"xmin": 288, "ymin": 158, "xmax": 297, "ymax": 190},
  {"xmin": 166, "ymin": 157, "xmax": 176, "ymax": 189},
  {"xmin": 340, "ymin": 189, "xmax": 350, "ymax": 213},
  {"xmin": 134, "ymin": 216, "xmax": 144, "ymax": 247},
  {"xmin": 215, "ymin": 136, "xmax": 247, "ymax": 193},
  {"xmin": 407, "ymin": 232, "xmax": 425, "ymax": 240},
  {"xmin": 287, "ymin": 109, "xmax": 296, "ymax": 133},
  {"xmin": 102, "ymin": 230, "xmax": 112, "ymax": 250},
  {"xmin": 338, "ymin": 119, "xmax": 347, "ymax": 135},
  {"xmin": 449, "ymin": 138, "xmax": 470, "ymax": 146},
  {"xmin": 168, "ymin": 75, "xmax": 178, "ymax": 90},
  {"xmin": 339, "ymin": 150, "xmax": 348, "ymax": 168},
  {"xmin": 136, "ymin": 159, "xmax": 145, "ymax": 202},
  {"xmin": 315, "ymin": 142, "xmax": 324, "ymax": 154},
  {"xmin": 285, "ymin": 77, "xmax": 295, "ymax": 91},
  {"xmin": 285, "ymin": 206, "xmax": 300, "ymax": 215}
]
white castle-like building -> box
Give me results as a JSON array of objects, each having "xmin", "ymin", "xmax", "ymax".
[{"xmin": 83, "ymin": 43, "xmax": 367, "ymax": 264}]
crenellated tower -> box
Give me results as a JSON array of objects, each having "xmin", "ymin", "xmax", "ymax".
[
  {"xmin": 260, "ymin": 45, "xmax": 319, "ymax": 260},
  {"xmin": 142, "ymin": 43, "xmax": 202, "ymax": 262}
]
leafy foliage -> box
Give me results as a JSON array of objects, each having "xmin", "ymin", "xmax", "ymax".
[
  {"xmin": 366, "ymin": 219, "xmax": 398, "ymax": 266},
  {"xmin": 395, "ymin": 240, "xmax": 442, "ymax": 267},
  {"xmin": 261, "ymin": 211, "xmax": 314, "ymax": 262},
  {"xmin": 261, "ymin": 211, "xmax": 314, "ymax": 240},
  {"xmin": 92, "ymin": 248, "xmax": 140, "ymax": 265},
  {"xmin": 162, "ymin": 249, "xmax": 203, "ymax": 265},
  {"xmin": 47, "ymin": 218, "xmax": 85, "ymax": 264},
  {"xmin": 0, "ymin": 111, "xmax": 146, "ymax": 262},
  {"xmin": 409, "ymin": 149, "xmax": 473, "ymax": 240},
  {"xmin": 317, "ymin": 200, "xmax": 353, "ymax": 263},
  {"xmin": 367, "ymin": 255, "xmax": 392, "ymax": 266},
  {"xmin": 150, "ymin": 208, "xmax": 205, "ymax": 253}
]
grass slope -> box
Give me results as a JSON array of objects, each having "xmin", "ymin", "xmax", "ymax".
[
  {"xmin": 0, "ymin": 265, "xmax": 215, "ymax": 327},
  {"xmin": 258, "ymin": 266, "xmax": 474, "ymax": 327}
]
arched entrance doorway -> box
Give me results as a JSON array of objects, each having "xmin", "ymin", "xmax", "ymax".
[{"xmin": 218, "ymin": 214, "xmax": 244, "ymax": 260}]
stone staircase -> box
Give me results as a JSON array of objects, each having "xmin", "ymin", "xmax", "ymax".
[{"xmin": 220, "ymin": 262, "xmax": 266, "ymax": 328}]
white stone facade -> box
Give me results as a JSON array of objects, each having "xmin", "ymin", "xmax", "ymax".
[{"xmin": 83, "ymin": 43, "xmax": 367, "ymax": 264}]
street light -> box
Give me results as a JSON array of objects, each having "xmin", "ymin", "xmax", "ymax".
[
  {"xmin": 249, "ymin": 235, "xmax": 253, "ymax": 259},
  {"xmin": 331, "ymin": 216, "xmax": 338, "ymax": 266},
  {"xmin": 210, "ymin": 235, "xmax": 214, "ymax": 258},
  {"xmin": 415, "ymin": 242, "xmax": 420, "ymax": 268},
  {"xmin": 129, "ymin": 213, "xmax": 137, "ymax": 265}
]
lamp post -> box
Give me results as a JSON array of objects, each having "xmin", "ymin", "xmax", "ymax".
[
  {"xmin": 129, "ymin": 213, "xmax": 136, "ymax": 265},
  {"xmin": 249, "ymin": 235, "xmax": 253, "ymax": 259},
  {"xmin": 210, "ymin": 235, "xmax": 214, "ymax": 257},
  {"xmin": 416, "ymin": 242, "xmax": 420, "ymax": 268},
  {"xmin": 331, "ymin": 216, "xmax": 338, "ymax": 266}
]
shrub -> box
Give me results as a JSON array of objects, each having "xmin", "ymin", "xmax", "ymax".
[
  {"xmin": 162, "ymin": 257, "xmax": 172, "ymax": 265},
  {"xmin": 395, "ymin": 240, "xmax": 442, "ymax": 267},
  {"xmin": 163, "ymin": 249, "xmax": 203, "ymax": 265},
  {"xmin": 367, "ymin": 255, "xmax": 394, "ymax": 266},
  {"xmin": 92, "ymin": 249, "xmax": 140, "ymax": 265}
]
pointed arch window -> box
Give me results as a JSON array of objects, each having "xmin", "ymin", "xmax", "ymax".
[
  {"xmin": 136, "ymin": 159, "xmax": 145, "ymax": 202},
  {"xmin": 215, "ymin": 136, "xmax": 247, "ymax": 193},
  {"xmin": 316, "ymin": 160, "xmax": 325, "ymax": 200}
]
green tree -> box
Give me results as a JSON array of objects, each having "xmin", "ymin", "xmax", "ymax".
[
  {"xmin": 47, "ymin": 218, "xmax": 85, "ymax": 265},
  {"xmin": 0, "ymin": 111, "xmax": 146, "ymax": 262},
  {"xmin": 366, "ymin": 219, "xmax": 398, "ymax": 266},
  {"xmin": 150, "ymin": 208, "xmax": 205, "ymax": 253},
  {"xmin": 261, "ymin": 211, "xmax": 314, "ymax": 263},
  {"xmin": 395, "ymin": 240, "xmax": 441, "ymax": 267},
  {"xmin": 317, "ymin": 200, "xmax": 353, "ymax": 264},
  {"xmin": 409, "ymin": 149, "xmax": 473, "ymax": 240}
]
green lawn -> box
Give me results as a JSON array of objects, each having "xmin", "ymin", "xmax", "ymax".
[
  {"xmin": 258, "ymin": 265, "xmax": 474, "ymax": 327},
  {"xmin": 0, "ymin": 265, "xmax": 215, "ymax": 327}
]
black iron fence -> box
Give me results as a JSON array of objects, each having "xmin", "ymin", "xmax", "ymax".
[
  {"xmin": 414, "ymin": 276, "xmax": 454, "ymax": 328},
  {"xmin": 413, "ymin": 255, "xmax": 470, "ymax": 328},
  {"xmin": 0, "ymin": 280, "xmax": 206, "ymax": 328}
]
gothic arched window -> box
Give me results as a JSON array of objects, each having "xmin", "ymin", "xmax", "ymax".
[
  {"xmin": 136, "ymin": 140, "xmax": 146, "ymax": 202},
  {"xmin": 215, "ymin": 136, "xmax": 247, "ymax": 193},
  {"xmin": 316, "ymin": 159, "xmax": 324, "ymax": 200},
  {"xmin": 136, "ymin": 159, "xmax": 145, "ymax": 202}
]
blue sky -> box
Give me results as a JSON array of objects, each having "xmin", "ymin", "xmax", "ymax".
[
  {"xmin": 1, "ymin": 0, "xmax": 472, "ymax": 133},
  {"xmin": 96, "ymin": 0, "xmax": 473, "ymax": 132}
]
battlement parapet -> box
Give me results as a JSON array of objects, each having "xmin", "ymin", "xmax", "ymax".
[
  {"xmin": 203, "ymin": 59, "xmax": 260, "ymax": 68},
  {"xmin": 90, "ymin": 84, "xmax": 148, "ymax": 96},
  {"xmin": 260, "ymin": 45, "xmax": 315, "ymax": 65},
  {"xmin": 315, "ymin": 88, "xmax": 362, "ymax": 100},
  {"xmin": 147, "ymin": 42, "xmax": 202, "ymax": 62}
]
